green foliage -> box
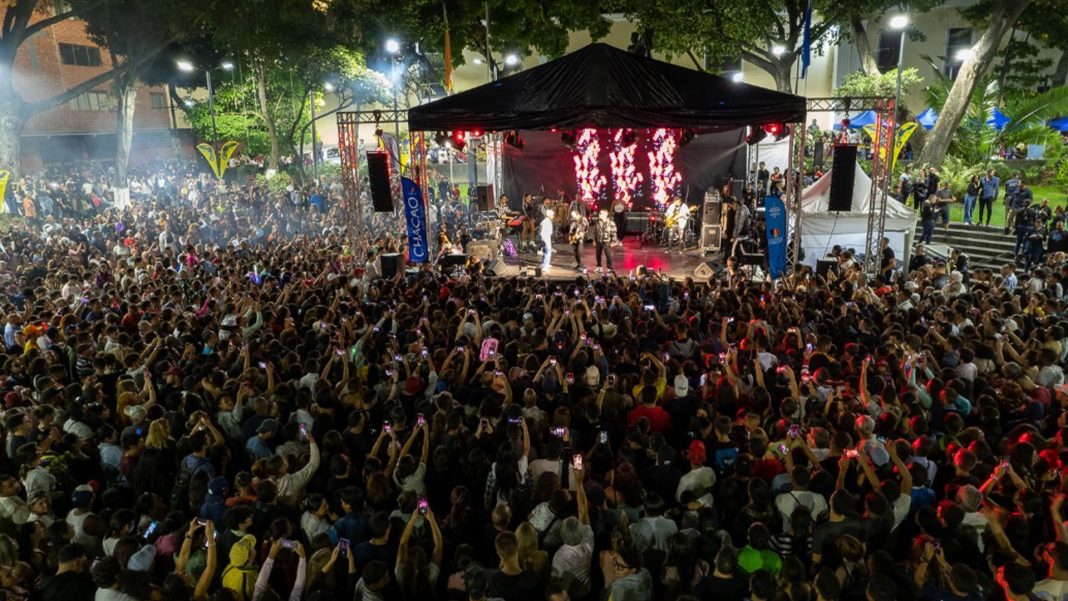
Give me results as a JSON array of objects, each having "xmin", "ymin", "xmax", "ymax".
[
  {"xmin": 937, "ymin": 156, "xmax": 989, "ymax": 197},
  {"xmin": 835, "ymin": 69, "xmax": 924, "ymax": 100},
  {"xmin": 255, "ymin": 171, "xmax": 292, "ymax": 194}
]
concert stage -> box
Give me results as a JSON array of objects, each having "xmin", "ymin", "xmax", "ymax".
[{"xmin": 491, "ymin": 238, "xmax": 720, "ymax": 282}]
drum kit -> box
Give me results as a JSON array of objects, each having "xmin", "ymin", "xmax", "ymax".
[{"xmin": 641, "ymin": 203, "xmax": 699, "ymax": 248}]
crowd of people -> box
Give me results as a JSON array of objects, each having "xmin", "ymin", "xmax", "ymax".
[{"xmin": 0, "ymin": 158, "xmax": 1067, "ymax": 601}]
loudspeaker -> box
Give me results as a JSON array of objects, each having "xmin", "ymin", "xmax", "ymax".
[
  {"xmin": 379, "ymin": 253, "xmax": 403, "ymax": 278},
  {"xmin": 484, "ymin": 258, "xmax": 507, "ymax": 277},
  {"xmin": 468, "ymin": 240, "xmax": 498, "ymax": 261},
  {"xmin": 476, "ymin": 185, "xmax": 494, "ymax": 212},
  {"xmin": 367, "ymin": 152, "xmax": 393, "ymax": 212},
  {"xmin": 701, "ymin": 224, "xmax": 722, "ymax": 251},
  {"xmin": 829, "ymin": 145, "xmax": 857, "ymax": 212},
  {"xmin": 625, "ymin": 212, "xmax": 650, "ymax": 234},
  {"xmin": 693, "ymin": 260, "xmax": 721, "ymax": 280}
]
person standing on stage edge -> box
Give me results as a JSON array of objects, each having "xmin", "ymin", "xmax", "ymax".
[
  {"xmin": 594, "ymin": 209, "xmax": 619, "ymax": 273},
  {"xmin": 540, "ymin": 208, "xmax": 555, "ymax": 272},
  {"xmin": 569, "ymin": 209, "xmax": 589, "ymax": 271}
]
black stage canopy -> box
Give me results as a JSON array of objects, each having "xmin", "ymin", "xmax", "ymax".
[{"xmin": 408, "ymin": 43, "xmax": 806, "ymax": 132}]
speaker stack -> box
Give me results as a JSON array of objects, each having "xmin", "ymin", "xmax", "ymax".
[
  {"xmin": 367, "ymin": 152, "xmax": 393, "ymax": 212},
  {"xmin": 829, "ymin": 145, "xmax": 857, "ymax": 212},
  {"xmin": 701, "ymin": 188, "xmax": 723, "ymax": 253}
]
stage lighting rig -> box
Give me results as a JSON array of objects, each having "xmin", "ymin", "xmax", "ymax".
[
  {"xmin": 745, "ymin": 126, "xmax": 767, "ymax": 145},
  {"xmin": 505, "ymin": 131, "xmax": 525, "ymax": 149},
  {"xmin": 451, "ymin": 130, "xmax": 467, "ymax": 152},
  {"xmin": 677, "ymin": 129, "xmax": 695, "ymax": 147}
]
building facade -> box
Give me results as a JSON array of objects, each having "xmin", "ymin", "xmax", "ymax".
[{"xmin": 11, "ymin": 11, "xmax": 188, "ymax": 173}]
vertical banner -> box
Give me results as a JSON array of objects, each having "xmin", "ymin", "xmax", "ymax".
[
  {"xmin": 765, "ymin": 195, "xmax": 788, "ymax": 279},
  {"xmin": 401, "ymin": 177, "xmax": 429, "ymax": 263},
  {"xmin": 0, "ymin": 171, "xmax": 10, "ymax": 213}
]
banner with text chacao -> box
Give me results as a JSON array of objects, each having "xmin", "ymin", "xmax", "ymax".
[{"xmin": 401, "ymin": 176, "xmax": 429, "ymax": 264}]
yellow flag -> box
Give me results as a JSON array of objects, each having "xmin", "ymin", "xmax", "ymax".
[
  {"xmin": 863, "ymin": 122, "xmax": 919, "ymax": 170},
  {"xmin": 196, "ymin": 142, "xmax": 240, "ymax": 179},
  {"xmin": 0, "ymin": 171, "xmax": 9, "ymax": 210}
]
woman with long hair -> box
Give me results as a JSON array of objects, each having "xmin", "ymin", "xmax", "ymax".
[
  {"xmin": 514, "ymin": 522, "xmax": 549, "ymax": 580},
  {"xmin": 395, "ymin": 504, "xmax": 443, "ymax": 599}
]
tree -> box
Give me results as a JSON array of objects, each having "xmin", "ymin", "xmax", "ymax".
[
  {"xmin": 0, "ymin": 0, "xmax": 147, "ymax": 175},
  {"xmin": 917, "ymin": 0, "xmax": 1034, "ymax": 167},
  {"xmin": 835, "ymin": 68, "xmax": 924, "ymax": 99},
  {"xmin": 621, "ymin": 0, "xmax": 853, "ymax": 93},
  {"xmin": 966, "ymin": 0, "xmax": 1068, "ymax": 89},
  {"xmin": 833, "ymin": 0, "xmax": 940, "ymax": 77},
  {"xmin": 76, "ymin": 0, "xmax": 195, "ymax": 205}
]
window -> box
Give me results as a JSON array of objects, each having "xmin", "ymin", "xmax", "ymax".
[
  {"xmin": 876, "ymin": 31, "xmax": 902, "ymax": 73},
  {"xmin": 150, "ymin": 92, "xmax": 165, "ymax": 109},
  {"xmin": 944, "ymin": 28, "xmax": 973, "ymax": 79},
  {"xmin": 58, "ymin": 43, "xmax": 102, "ymax": 67},
  {"xmin": 69, "ymin": 91, "xmax": 114, "ymax": 111}
]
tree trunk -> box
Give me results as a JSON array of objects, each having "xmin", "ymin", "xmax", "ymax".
[
  {"xmin": 851, "ymin": 17, "xmax": 881, "ymax": 76},
  {"xmin": 255, "ymin": 62, "xmax": 280, "ymax": 174},
  {"xmin": 113, "ymin": 75, "xmax": 137, "ymax": 210},
  {"xmin": 917, "ymin": 0, "xmax": 1034, "ymax": 167},
  {"xmin": 1053, "ymin": 49, "xmax": 1068, "ymax": 88},
  {"xmin": 0, "ymin": 88, "xmax": 24, "ymax": 177},
  {"xmin": 773, "ymin": 59, "xmax": 794, "ymax": 93}
]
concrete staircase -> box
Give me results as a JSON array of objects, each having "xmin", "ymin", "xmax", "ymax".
[{"xmin": 928, "ymin": 223, "xmax": 1018, "ymax": 272}]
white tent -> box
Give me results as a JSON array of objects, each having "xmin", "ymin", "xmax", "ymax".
[{"xmin": 796, "ymin": 163, "xmax": 916, "ymax": 268}]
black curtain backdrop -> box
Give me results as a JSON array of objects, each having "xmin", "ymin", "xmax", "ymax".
[{"xmin": 501, "ymin": 129, "xmax": 747, "ymax": 211}]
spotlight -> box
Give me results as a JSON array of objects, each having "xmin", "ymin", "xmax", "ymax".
[
  {"xmin": 469, "ymin": 127, "xmax": 484, "ymax": 138},
  {"xmin": 434, "ymin": 131, "xmax": 449, "ymax": 146},
  {"xmin": 505, "ymin": 131, "xmax": 525, "ymax": 149},
  {"xmin": 560, "ymin": 130, "xmax": 577, "ymax": 148},
  {"xmin": 763, "ymin": 122, "xmax": 789, "ymax": 141},
  {"xmin": 730, "ymin": 71, "xmax": 743, "ymax": 83},
  {"xmin": 745, "ymin": 126, "xmax": 767, "ymax": 145},
  {"xmin": 620, "ymin": 129, "xmax": 639, "ymax": 147},
  {"xmin": 677, "ymin": 129, "xmax": 695, "ymax": 147},
  {"xmin": 504, "ymin": 54, "xmax": 520, "ymax": 67},
  {"xmin": 451, "ymin": 130, "xmax": 467, "ymax": 152}
]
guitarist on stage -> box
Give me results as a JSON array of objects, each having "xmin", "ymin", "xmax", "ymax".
[{"xmin": 568, "ymin": 208, "xmax": 590, "ymax": 272}]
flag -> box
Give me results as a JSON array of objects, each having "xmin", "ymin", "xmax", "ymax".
[
  {"xmin": 443, "ymin": 2, "xmax": 453, "ymax": 92},
  {"xmin": 801, "ymin": 0, "xmax": 813, "ymax": 79},
  {"xmin": 401, "ymin": 177, "xmax": 430, "ymax": 263},
  {"xmin": 764, "ymin": 195, "xmax": 788, "ymax": 279}
]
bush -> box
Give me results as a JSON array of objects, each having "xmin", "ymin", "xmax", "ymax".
[
  {"xmin": 937, "ymin": 156, "xmax": 988, "ymax": 198},
  {"xmin": 255, "ymin": 172, "xmax": 292, "ymax": 194}
]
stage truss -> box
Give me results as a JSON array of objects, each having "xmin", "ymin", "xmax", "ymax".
[{"xmin": 787, "ymin": 96, "xmax": 896, "ymax": 277}]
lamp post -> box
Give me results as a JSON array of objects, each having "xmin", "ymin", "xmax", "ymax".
[
  {"xmin": 385, "ymin": 38, "xmax": 401, "ymax": 139},
  {"xmin": 309, "ymin": 81, "xmax": 333, "ymax": 185},
  {"xmin": 889, "ymin": 15, "xmax": 909, "ymax": 134},
  {"xmin": 178, "ymin": 59, "xmax": 233, "ymax": 175}
]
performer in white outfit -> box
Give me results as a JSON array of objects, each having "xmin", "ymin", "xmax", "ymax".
[{"xmin": 540, "ymin": 208, "xmax": 555, "ymax": 272}]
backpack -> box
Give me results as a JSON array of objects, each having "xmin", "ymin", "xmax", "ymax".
[{"xmin": 171, "ymin": 455, "xmax": 211, "ymax": 511}]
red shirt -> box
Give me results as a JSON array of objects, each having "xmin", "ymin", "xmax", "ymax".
[{"xmin": 627, "ymin": 404, "xmax": 673, "ymax": 435}]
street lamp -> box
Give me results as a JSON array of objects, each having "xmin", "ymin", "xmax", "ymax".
[
  {"xmin": 309, "ymin": 81, "xmax": 335, "ymax": 185},
  {"xmin": 730, "ymin": 71, "xmax": 744, "ymax": 83},
  {"xmin": 771, "ymin": 45, "xmax": 786, "ymax": 58},
  {"xmin": 177, "ymin": 59, "xmax": 222, "ymax": 176},
  {"xmin": 955, "ymin": 47, "xmax": 974, "ymax": 62},
  {"xmin": 385, "ymin": 38, "xmax": 401, "ymax": 139},
  {"xmin": 504, "ymin": 54, "xmax": 519, "ymax": 68},
  {"xmin": 221, "ymin": 60, "xmax": 234, "ymax": 71},
  {"xmin": 889, "ymin": 14, "xmax": 909, "ymax": 133}
]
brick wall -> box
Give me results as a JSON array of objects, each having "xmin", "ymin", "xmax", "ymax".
[{"xmin": 11, "ymin": 12, "xmax": 172, "ymax": 135}]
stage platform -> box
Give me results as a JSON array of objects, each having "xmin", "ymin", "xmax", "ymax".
[{"xmin": 489, "ymin": 238, "xmax": 720, "ymax": 282}]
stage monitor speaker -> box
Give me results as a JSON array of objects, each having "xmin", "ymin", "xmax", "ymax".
[
  {"xmin": 483, "ymin": 258, "xmax": 507, "ymax": 277},
  {"xmin": 468, "ymin": 240, "xmax": 498, "ymax": 261},
  {"xmin": 701, "ymin": 224, "xmax": 723, "ymax": 251},
  {"xmin": 730, "ymin": 179, "xmax": 744, "ymax": 201},
  {"xmin": 816, "ymin": 258, "xmax": 837, "ymax": 278},
  {"xmin": 693, "ymin": 259, "xmax": 721, "ymax": 280},
  {"xmin": 379, "ymin": 253, "xmax": 403, "ymax": 278},
  {"xmin": 829, "ymin": 145, "xmax": 857, "ymax": 212},
  {"xmin": 476, "ymin": 185, "xmax": 494, "ymax": 212},
  {"xmin": 367, "ymin": 152, "xmax": 393, "ymax": 212}
]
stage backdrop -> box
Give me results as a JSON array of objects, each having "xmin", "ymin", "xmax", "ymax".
[{"xmin": 500, "ymin": 129, "xmax": 747, "ymax": 211}]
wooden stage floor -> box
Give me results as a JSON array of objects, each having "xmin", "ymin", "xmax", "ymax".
[{"xmin": 489, "ymin": 237, "xmax": 720, "ymax": 281}]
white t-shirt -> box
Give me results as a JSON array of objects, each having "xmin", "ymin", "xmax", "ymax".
[
  {"xmin": 1033, "ymin": 577, "xmax": 1068, "ymax": 601},
  {"xmin": 775, "ymin": 490, "xmax": 828, "ymax": 531}
]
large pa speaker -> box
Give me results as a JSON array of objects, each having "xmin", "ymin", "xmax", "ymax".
[
  {"xmin": 829, "ymin": 145, "xmax": 857, "ymax": 212},
  {"xmin": 379, "ymin": 253, "xmax": 403, "ymax": 278},
  {"xmin": 483, "ymin": 258, "xmax": 507, "ymax": 277},
  {"xmin": 476, "ymin": 185, "xmax": 494, "ymax": 212},
  {"xmin": 816, "ymin": 259, "xmax": 837, "ymax": 278},
  {"xmin": 624, "ymin": 212, "xmax": 650, "ymax": 234},
  {"xmin": 701, "ymin": 224, "xmax": 723, "ymax": 252},
  {"xmin": 367, "ymin": 152, "xmax": 393, "ymax": 212}
]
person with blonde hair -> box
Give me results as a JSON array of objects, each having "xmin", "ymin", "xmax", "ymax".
[{"xmin": 515, "ymin": 522, "xmax": 549, "ymax": 580}]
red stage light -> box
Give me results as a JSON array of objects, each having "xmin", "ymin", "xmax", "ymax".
[
  {"xmin": 469, "ymin": 128, "xmax": 484, "ymax": 138},
  {"xmin": 762, "ymin": 122, "xmax": 789, "ymax": 141},
  {"xmin": 452, "ymin": 130, "xmax": 467, "ymax": 152}
]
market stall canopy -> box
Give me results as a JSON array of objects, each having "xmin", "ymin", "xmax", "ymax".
[
  {"xmin": 917, "ymin": 108, "xmax": 938, "ymax": 131},
  {"xmin": 915, "ymin": 107, "xmax": 1012, "ymax": 131},
  {"xmin": 408, "ymin": 43, "xmax": 806, "ymax": 132},
  {"xmin": 1050, "ymin": 116, "xmax": 1068, "ymax": 132},
  {"xmin": 833, "ymin": 110, "xmax": 878, "ymax": 130}
]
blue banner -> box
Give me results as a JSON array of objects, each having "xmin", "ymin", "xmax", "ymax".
[
  {"xmin": 401, "ymin": 177, "xmax": 430, "ymax": 264},
  {"xmin": 765, "ymin": 195, "xmax": 788, "ymax": 279},
  {"xmin": 801, "ymin": 0, "xmax": 812, "ymax": 78}
]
